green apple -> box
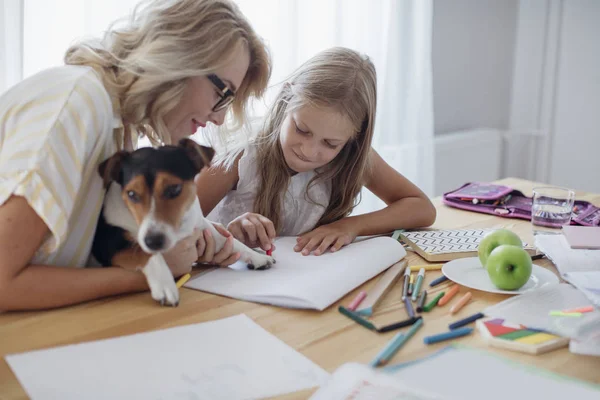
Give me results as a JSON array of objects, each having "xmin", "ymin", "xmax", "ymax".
[
  {"xmin": 478, "ymin": 229, "xmax": 523, "ymax": 267},
  {"xmin": 486, "ymin": 245, "xmax": 532, "ymax": 290}
]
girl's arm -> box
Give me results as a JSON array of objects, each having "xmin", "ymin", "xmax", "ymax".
[
  {"xmin": 0, "ymin": 196, "xmax": 148, "ymax": 311},
  {"xmin": 295, "ymin": 149, "xmax": 436, "ymax": 255}
]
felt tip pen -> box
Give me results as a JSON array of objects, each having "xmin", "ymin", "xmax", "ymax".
[
  {"xmin": 423, "ymin": 291, "xmax": 445, "ymax": 312},
  {"xmin": 404, "ymin": 296, "xmax": 415, "ymax": 318},
  {"xmin": 401, "ymin": 267, "xmax": 411, "ymax": 301},
  {"xmin": 423, "ymin": 327, "xmax": 474, "ymax": 345},
  {"xmin": 416, "ymin": 290, "xmax": 428, "ymax": 312},
  {"xmin": 411, "ymin": 268, "xmax": 425, "ymax": 302},
  {"xmin": 408, "ymin": 274, "xmax": 414, "ymax": 296}
]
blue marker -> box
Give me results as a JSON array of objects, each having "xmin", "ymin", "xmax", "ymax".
[
  {"xmin": 423, "ymin": 327, "xmax": 474, "ymax": 345},
  {"xmin": 429, "ymin": 274, "xmax": 448, "ymax": 287}
]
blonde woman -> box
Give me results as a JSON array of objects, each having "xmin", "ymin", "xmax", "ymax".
[
  {"xmin": 197, "ymin": 47, "xmax": 436, "ymax": 256},
  {"xmin": 0, "ymin": 0, "xmax": 271, "ymax": 311}
]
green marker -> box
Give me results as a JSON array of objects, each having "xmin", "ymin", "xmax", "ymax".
[
  {"xmin": 411, "ymin": 268, "xmax": 425, "ymax": 302},
  {"xmin": 338, "ymin": 306, "xmax": 377, "ymax": 330},
  {"xmin": 423, "ymin": 291, "xmax": 445, "ymax": 312}
]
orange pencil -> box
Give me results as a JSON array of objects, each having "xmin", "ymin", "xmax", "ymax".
[
  {"xmin": 438, "ymin": 284, "xmax": 459, "ymax": 306},
  {"xmin": 450, "ymin": 292, "xmax": 472, "ymax": 314}
]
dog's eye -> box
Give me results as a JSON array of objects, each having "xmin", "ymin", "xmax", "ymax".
[
  {"xmin": 163, "ymin": 184, "xmax": 182, "ymax": 199},
  {"xmin": 127, "ymin": 190, "xmax": 140, "ymax": 203}
]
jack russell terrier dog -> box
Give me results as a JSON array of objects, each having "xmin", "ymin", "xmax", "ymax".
[{"xmin": 92, "ymin": 138, "xmax": 274, "ymax": 307}]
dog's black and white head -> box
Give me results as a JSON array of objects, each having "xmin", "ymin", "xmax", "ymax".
[{"xmin": 98, "ymin": 138, "xmax": 214, "ymax": 254}]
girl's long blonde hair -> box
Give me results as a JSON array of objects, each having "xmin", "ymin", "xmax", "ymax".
[
  {"xmin": 64, "ymin": 0, "xmax": 271, "ymax": 145},
  {"xmin": 253, "ymin": 47, "xmax": 378, "ymax": 233}
]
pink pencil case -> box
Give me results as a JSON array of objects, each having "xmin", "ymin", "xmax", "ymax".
[{"xmin": 442, "ymin": 182, "xmax": 600, "ymax": 226}]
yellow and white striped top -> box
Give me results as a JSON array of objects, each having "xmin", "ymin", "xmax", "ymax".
[{"xmin": 0, "ymin": 65, "xmax": 124, "ymax": 267}]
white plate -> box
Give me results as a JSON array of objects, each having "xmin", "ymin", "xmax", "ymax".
[{"xmin": 441, "ymin": 257, "xmax": 559, "ymax": 295}]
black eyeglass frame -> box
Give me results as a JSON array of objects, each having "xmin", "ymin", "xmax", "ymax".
[{"xmin": 207, "ymin": 73, "xmax": 235, "ymax": 112}]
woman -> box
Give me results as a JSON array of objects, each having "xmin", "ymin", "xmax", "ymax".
[{"xmin": 0, "ymin": 0, "xmax": 271, "ymax": 311}]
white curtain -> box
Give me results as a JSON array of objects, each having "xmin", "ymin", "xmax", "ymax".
[{"xmin": 1, "ymin": 0, "xmax": 435, "ymax": 210}]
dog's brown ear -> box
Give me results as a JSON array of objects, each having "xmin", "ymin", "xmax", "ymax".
[
  {"xmin": 178, "ymin": 138, "xmax": 215, "ymax": 173},
  {"xmin": 98, "ymin": 151, "xmax": 129, "ymax": 188}
]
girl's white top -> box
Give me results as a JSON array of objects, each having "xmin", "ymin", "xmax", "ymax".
[{"xmin": 207, "ymin": 145, "xmax": 331, "ymax": 236}]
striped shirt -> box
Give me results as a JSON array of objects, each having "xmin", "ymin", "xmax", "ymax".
[{"xmin": 0, "ymin": 65, "xmax": 125, "ymax": 267}]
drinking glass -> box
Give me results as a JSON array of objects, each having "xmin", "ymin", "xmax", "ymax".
[{"xmin": 531, "ymin": 186, "xmax": 575, "ymax": 235}]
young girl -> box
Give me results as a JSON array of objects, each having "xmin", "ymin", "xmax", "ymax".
[{"xmin": 196, "ymin": 47, "xmax": 436, "ymax": 257}]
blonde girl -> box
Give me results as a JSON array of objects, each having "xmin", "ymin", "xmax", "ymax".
[
  {"xmin": 0, "ymin": 0, "xmax": 271, "ymax": 311},
  {"xmin": 197, "ymin": 47, "xmax": 435, "ymax": 257}
]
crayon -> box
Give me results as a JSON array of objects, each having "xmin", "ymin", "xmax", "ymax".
[
  {"xmin": 450, "ymin": 292, "xmax": 472, "ymax": 314},
  {"xmin": 423, "ymin": 291, "xmax": 445, "ymax": 312},
  {"xmin": 378, "ymin": 316, "xmax": 421, "ymax": 333},
  {"xmin": 411, "ymin": 268, "xmax": 425, "ymax": 302},
  {"xmin": 347, "ymin": 291, "xmax": 367, "ymax": 311},
  {"xmin": 448, "ymin": 312, "xmax": 485, "ymax": 330},
  {"xmin": 429, "ymin": 275, "xmax": 448, "ymax": 287},
  {"xmin": 176, "ymin": 273, "xmax": 191, "ymax": 288},
  {"xmin": 409, "ymin": 264, "xmax": 443, "ymax": 272},
  {"xmin": 370, "ymin": 318, "xmax": 424, "ymax": 367},
  {"xmin": 416, "ymin": 290, "xmax": 427, "ymax": 312},
  {"xmin": 338, "ymin": 306, "xmax": 377, "ymax": 331},
  {"xmin": 423, "ymin": 327, "xmax": 474, "ymax": 345},
  {"xmin": 437, "ymin": 284, "xmax": 459, "ymax": 306}
]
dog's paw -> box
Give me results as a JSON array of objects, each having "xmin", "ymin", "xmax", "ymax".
[
  {"xmin": 143, "ymin": 256, "xmax": 180, "ymax": 307},
  {"xmin": 244, "ymin": 251, "xmax": 275, "ymax": 271}
]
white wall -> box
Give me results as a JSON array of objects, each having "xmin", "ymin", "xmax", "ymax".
[{"xmin": 432, "ymin": 0, "xmax": 518, "ymax": 134}]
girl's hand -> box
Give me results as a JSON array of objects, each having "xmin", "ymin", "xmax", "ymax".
[
  {"xmin": 227, "ymin": 212, "xmax": 276, "ymax": 252},
  {"xmin": 294, "ymin": 220, "xmax": 358, "ymax": 256}
]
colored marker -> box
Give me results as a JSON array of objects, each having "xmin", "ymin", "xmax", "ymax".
[
  {"xmin": 378, "ymin": 316, "xmax": 421, "ymax": 333},
  {"xmin": 416, "ymin": 290, "xmax": 428, "ymax": 312},
  {"xmin": 562, "ymin": 306, "xmax": 593, "ymax": 314},
  {"xmin": 423, "ymin": 291, "xmax": 445, "ymax": 312},
  {"xmin": 404, "ymin": 296, "xmax": 415, "ymax": 318},
  {"xmin": 549, "ymin": 311, "xmax": 582, "ymax": 317},
  {"xmin": 411, "ymin": 268, "xmax": 425, "ymax": 302},
  {"xmin": 338, "ymin": 306, "xmax": 377, "ymax": 330},
  {"xmin": 448, "ymin": 312, "xmax": 485, "ymax": 330},
  {"xmin": 437, "ymin": 284, "xmax": 459, "ymax": 306},
  {"xmin": 450, "ymin": 292, "xmax": 472, "ymax": 314},
  {"xmin": 401, "ymin": 267, "xmax": 410, "ymax": 301},
  {"xmin": 409, "ymin": 264, "xmax": 443, "ymax": 272},
  {"xmin": 408, "ymin": 274, "xmax": 414, "ymax": 296},
  {"xmin": 176, "ymin": 273, "xmax": 191, "ymax": 288},
  {"xmin": 370, "ymin": 318, "xmax": 424, "ymax": 367},
  {"xmin": 348, "ymin": 290, "xmax": 367, "ymax": 311},
  {"xmin": 429, "ymin": 275, "xmax": 448, "ymax": 287},
  {"xmin": 423, "ymin": 327, "xmax": 474, "ymax": 345}
]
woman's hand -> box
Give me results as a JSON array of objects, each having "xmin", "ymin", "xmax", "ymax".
[
  {"xmin": 294, "ymin": 219, "xmax": 358, "ymax": 256},
  {"xmin": 163, "ymin": 224, "xmax": 240, "ymax": 276},
  {"xmin": 227, "ymin": 212, "xmax": 276, "ymax": 252}
]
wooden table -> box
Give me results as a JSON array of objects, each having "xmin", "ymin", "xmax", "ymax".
[{"xmin": 1, "ymin": 178, "xmax": 599, "ymax": 399}]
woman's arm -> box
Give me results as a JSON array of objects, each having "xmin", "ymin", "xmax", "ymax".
[
  {"xmin": 0, "ymin": 196, "xmax": 148, "ymax": 311},
  {"xmin": 295, "ymin": 149, "xmax": 436, "ymax": 255}
]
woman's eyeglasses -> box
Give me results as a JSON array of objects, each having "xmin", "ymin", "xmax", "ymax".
[{"xmin": 207, "ymin": 74, "xmax": 235, "ymax": 112}]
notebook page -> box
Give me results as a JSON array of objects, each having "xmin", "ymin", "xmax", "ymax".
[
  {"xmin": 185, "ymin": 236, "xmax": 406, "ymax": 310},
  {"xmin": 5, "ymin": 314, "xmax": 329, "ymax": 400}
]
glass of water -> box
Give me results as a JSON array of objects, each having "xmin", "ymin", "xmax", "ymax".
[{"xmin": 531, "ymin": 186, "xmax": 575, "ymax": 235}]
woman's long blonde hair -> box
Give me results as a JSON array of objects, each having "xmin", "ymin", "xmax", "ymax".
[
  {"xmin": 253, "ymin": 47, "xmax": 378, "ymax": 233},
  {"xmin": 64, "ymin": 0, "xmax": 271, "ymax": 145}
]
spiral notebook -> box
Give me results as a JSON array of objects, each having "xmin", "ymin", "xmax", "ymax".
[
  {"xmin": 398, "ymin": 228, "xmax": 536, "ymax": 262},
  {"xmin": 185, "ymin": 236, "xmax": 407, "ymax": 311}
]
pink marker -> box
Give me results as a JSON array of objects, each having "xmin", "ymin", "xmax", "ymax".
[{"xmin": 348, "ymin": 291, "xmax": 368, "ymax": 311}]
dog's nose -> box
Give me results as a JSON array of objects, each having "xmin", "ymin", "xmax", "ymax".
[{"xmin": 144, "ymin": 233, "xmax": 166, "ymax": 251}]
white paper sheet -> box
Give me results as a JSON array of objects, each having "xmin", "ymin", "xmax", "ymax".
[
  {"xmin": 185, "ymin": 236, "xmax": 406, "ymax": 310},
  {"xmin": 483, "ymin": 283, "xmax": 600, "ymax": 340},
  {"xmin": 5, "ymin": 314, "xmax": 329, "ymax": 400},
  {"xmin": 535, "ymin": 234, "xmax": 600, "ymax": 275},
  {"xmin": 386, "ymin": 346, "xmax": 600, "ymax": 399}
]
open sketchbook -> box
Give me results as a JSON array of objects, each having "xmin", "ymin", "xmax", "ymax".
[{"xmin": 185, "ymin": 236, "xmax": 407, "ymax": 311}]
